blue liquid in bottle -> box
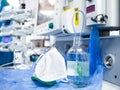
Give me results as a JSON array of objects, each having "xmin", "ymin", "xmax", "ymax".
[{"xmin": 67, "ymin": 42, "xmax": 90, "ymax": 88}]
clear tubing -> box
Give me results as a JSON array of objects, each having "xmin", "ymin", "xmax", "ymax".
[
  {"xmin": 72, "ymin": 10, "xmax": 86, "ymax": 78},
  {"xmin": 72, "ymin": 10, "xmax": 86, "ymax": 48},
  {"xmin": 66, "ymin": 9, "xmax": 89, "ymax": 87}
]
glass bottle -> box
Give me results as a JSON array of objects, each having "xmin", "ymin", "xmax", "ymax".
[{"xmin": 67, "ymin": 35, "xmax": 90, "ymax": 88}]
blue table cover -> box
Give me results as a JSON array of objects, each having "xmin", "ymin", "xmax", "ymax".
[{"xmin": 0, "ymin": 66, "xmax": 103, "ymax": 90}]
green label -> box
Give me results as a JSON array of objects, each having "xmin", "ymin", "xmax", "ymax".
[{"xmin": 77, "ymin": 61, "xmax": 89, "ymax": 78}]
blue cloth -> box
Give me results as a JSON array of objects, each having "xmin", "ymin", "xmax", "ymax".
[
  {"xmin": 89, "ymin": 25, "xmax": 102, "ymax": 76},
  {"xmin": 0, "ymin": 69, "xmax": 74, "ymax": 90},
  {"xmin": 0, "ymin": 65, "xmax": 103, "ymax": 90}
]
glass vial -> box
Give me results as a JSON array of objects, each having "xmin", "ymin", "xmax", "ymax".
[{"xmin": 67, "ymin": 37, "xmax": 90, "ymax": 88}]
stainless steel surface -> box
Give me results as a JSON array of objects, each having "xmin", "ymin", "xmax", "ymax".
[
  {"xmin": 86, "ymin": 0, "xmax": 120, "ymax": 29},
  {"xmin": 106, "ymin": 0, "xmax": 120, "ymax": 28},
  {"xmin": 101, "ymin": 36, "xmax": 120, "ymax": 86},
  {"xmin": 104, "ymin": 54, "xmax": 115, "ymax": 69},
  {"xmin": 55, "ymin": 36, "xmax": 120, "ymax": 86}
]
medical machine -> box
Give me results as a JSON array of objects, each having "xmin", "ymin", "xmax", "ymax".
[
  {"xmin": 53, "ymin": 0, "xmax": 120, "ymax": 87},
  {"xmin": 86, "ymin": 0, "xmax": 120, "ymax": 86},
  {"xmin": 0, "ymin": 0, "xmax": 36, "ymax": 68},
  {"xmin": 61, "ymin": 0, "xmax": 90, "ymax": 34},
  {"xmin": 0, "ymin": 0, "xmax": 120, "ymax": 89},
  {"xmin": 35, "ymin": 0, "xmax": 120, "ymax": 87},
  {"xmin": 86, "ymin": 0, "xmax": 120, "ymax": 30}
]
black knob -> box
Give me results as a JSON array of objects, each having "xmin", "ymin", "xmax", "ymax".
[
  {"xmin": 86, "ymin": 0, "xmax": 92, "ymax": 2},
  {"xmin": 21, "ymin": 3, "xmax": 26, "ymax": 9}
]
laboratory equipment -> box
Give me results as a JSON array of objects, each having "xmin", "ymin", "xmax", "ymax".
[
  {"xmin": 53, "ymin": 0, "xmax": 65, "ymax": 30},
  {"xmin": 0, "ymin": 51, "xmax": 13, "ymax": 66},
  {"xmin": 65, "ymin": 8, "xmax": 90, "ymax": 88},
  {"xmin": 35, "ymin": 0, "xmax": 120, "ymax": 88},
  {"xmin": 0, "ymin": 36, "xmax": 12, "ymax": 43},
  {"xmin": 0, "ymin": 0, "xmax": 119, "ymax": 89},
  {"xmin": 13, "ymin": 49, "xmax": 25, "ymax": 68},
  {"xmin": 47, "ymin": 0, "xmax": 120, "ymax": 88},
  {"xmin": 0, "ymin": 1, "xmax": 35, "ymax": 69},
  {"xmin": 0, "ymin": 0, "xmax": 9, "ymax": 27},
  {"xmin": 67, "ymin": 37, "xmax": 90, "ymax": 88},
  {"xmin": 61, "ymin": 0, "xmax": 90, "ymax": 34},
  {"xmin": 86, "ymin": 0, "xmax": 120, "ymax": 86},
  {"xmin": 86, "ymin": 0, "xmax": 120, "ymax": 30}
]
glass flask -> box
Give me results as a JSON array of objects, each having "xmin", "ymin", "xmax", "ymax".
[{"xmin": 67, "ymin": 36, "xmax": 90, "ymax": 88}]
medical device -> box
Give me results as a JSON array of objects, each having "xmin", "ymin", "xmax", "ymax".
[
  {"xmin": 53, "ymin": 0, "xmax": 120, "ymax": 87},
  {"xmin": 86, "ymin": 0, "xmax": 120, "ymax": 86},
  {"xmin": 86, "ymin": 0, "xmax": 120, "ymax": 30}
]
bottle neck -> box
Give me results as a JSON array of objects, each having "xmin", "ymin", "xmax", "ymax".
[{"xmin": 73, "ymin": 34, "xmax": 82, "ymax": 47}]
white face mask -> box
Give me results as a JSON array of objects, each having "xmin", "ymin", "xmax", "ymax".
[{"xmin": 33, "ymin": 47, "xmax": 67, "ymax": 83}]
